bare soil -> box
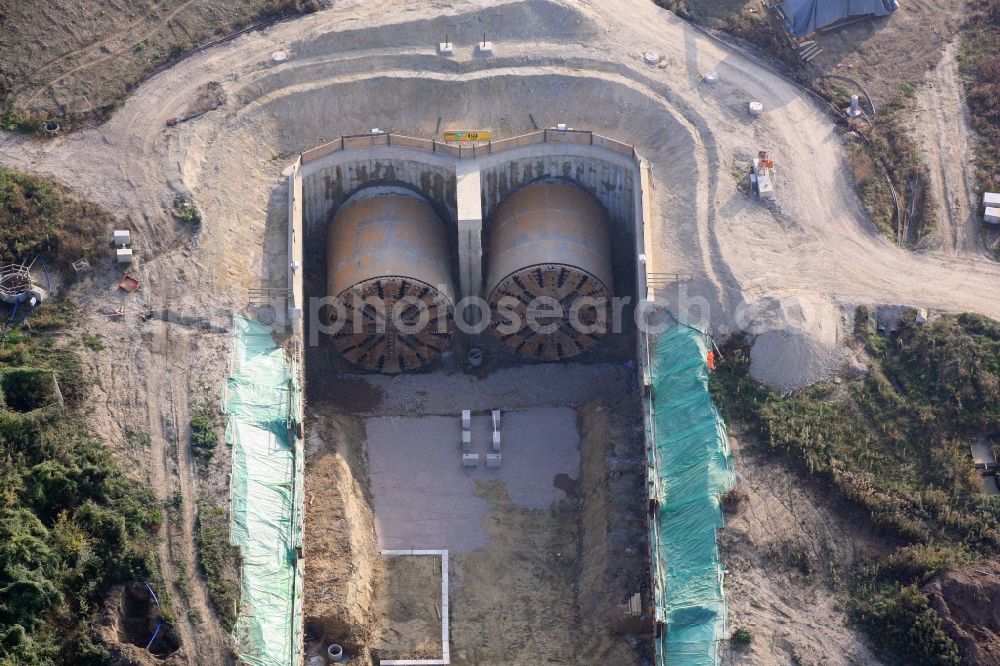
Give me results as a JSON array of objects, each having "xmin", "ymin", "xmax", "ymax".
[
  {"xmin": 0, "ymin": 0, "xmax": 317, "ymax": 118},
  {"xmin": 923, "ymin": 558, "xmax": 1000, "ymax": 666},
  {"xmin": 303, "ymin": 411, "xmax": 384, "ymax": 664},
  {"xmin": 910, "ymin": 42, "xmax": 984, "ymax": 255},
  {"xmin": 377, "ymin": 556, "xmax": 443, "ymax": 661},
  {"xmin": 719, "ymin": 438, "xmax": 891, "ymax": 665}
]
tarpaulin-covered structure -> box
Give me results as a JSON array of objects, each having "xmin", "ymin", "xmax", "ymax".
[
  {"xmin": 645, "ymin": 324, "xmax": 735, "ymax": 665},
  {"xmin": 227, "ymin": 316, "xmax": 304, "ymax": 666},
  {"xmin": 776, "ymin": 0, "xmax": 898, "ymax": 37}
]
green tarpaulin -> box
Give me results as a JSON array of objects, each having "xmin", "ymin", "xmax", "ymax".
[
  {"xmin": 226, "ymin": 317, "xmax": 303, "ymax": 666},
  {"xmin": 647, "ymin": 324, "xmax": 735, "ymax": 666}
]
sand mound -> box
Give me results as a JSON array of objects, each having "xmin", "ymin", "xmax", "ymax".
[{"xmin": 746, "ymin": 296, "xmax": 841, "ymax": 391}]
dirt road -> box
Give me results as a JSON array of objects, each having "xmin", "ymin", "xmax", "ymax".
[
  {"xmin": 146, "ymin": 319, "xmax": 233, "ymax": 664},
  {"xmin": 913, "ymin": 42, "xmax": 981, "ymax": 254}
]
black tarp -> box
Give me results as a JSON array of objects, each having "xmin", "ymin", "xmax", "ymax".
[{"xmin": 776, "ymin": 0, "xmax": 897, "ymax": 37}]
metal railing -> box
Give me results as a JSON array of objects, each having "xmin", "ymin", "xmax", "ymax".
[{"xmin": 300, "ymin": 128, "xmax": 638, "ymax": 165}]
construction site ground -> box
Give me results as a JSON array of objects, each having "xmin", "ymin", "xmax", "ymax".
[
  {"xmin": 303, "ymin": 364, "xmax": 649, "ymax": 665},
  {"xmin": 686, "ymin": 0, "xmax": 990, "ymax": 255},
  {"xmin": 0, "ymin": 0, "xmax": 998, "ymax": 663}
]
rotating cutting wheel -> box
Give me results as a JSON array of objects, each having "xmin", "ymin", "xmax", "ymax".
[
  {"xmin": 329, "ymin": 276, "xmax": 454, "ymax": 373},
  {"xmin": 488, "ymin": 263, "xmax": 612, "ymax": 361}
]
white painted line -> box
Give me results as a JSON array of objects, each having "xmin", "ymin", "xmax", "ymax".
[{"xmin": 380, "ymin": 550, "xmax": 450, "ymax": 666}]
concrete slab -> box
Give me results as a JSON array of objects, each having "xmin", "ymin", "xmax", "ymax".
[{"xmin": 365, "ymin": 407, "xmax": 580, "ymax": 554}]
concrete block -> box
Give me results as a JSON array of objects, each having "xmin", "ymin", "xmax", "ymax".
[
  {"xmin": 438, "ymin": 42, "xmax": 453, "ymax": 55},
  {"xmin": 461, "ymin": 409, "xmax": 471, "ymax": 430},
  {"xmin": 492, "ymin": 430, "xmax": 501, "ymax": 452},
  {"xmin": 113, "ymin": 230, "xmax": 131, "ymax": 247},
  {"xmin": 462, "ymin": 453, "xmax": 479, "ymax": 467},
  {"xmin": 116, "ymin": 248, "xmax": 134, "ymax": 264},
  {"xmin": 477, "ymin": 41, "xmax": 493, "ymax": 55},
  {"xmin": 486, "ymin": 453, "xmax": 502, "ymax": 468},
  {"xmin": 986, "ymin": 207, "xmax": 1000, "ymax": 225},
  {"xmin": 462, "ymin": 429, "xmax": 472, "ymax": 452},
  {"xmin": 492, "ymin": 409, "xmax": 501, "ymax": 428},
  {"xmin": 748, "ymin": 101, "xmax": 764, "ymax": 116},
  {"xmin": 984, "ymin": 192, "xmax": 1000, "ymax": 207}
]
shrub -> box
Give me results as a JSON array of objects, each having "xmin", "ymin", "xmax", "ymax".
[
  {"xmin": 0, "ymin": 168, "xmax": 111, "ymax": 270},
  {"xmin": 197, "ymin": 505, "xmax": 240, "ymax": 631},
  {"xmin": 190, "ymin": 405, "xmax": 220, "ymax": 464},
  {"xmin": 172, "ymin": 195, "xmax": 201, "ymax": 226},
  {"xmin": 732, "ymin": 626, "xmax": 754, "ymax": 645},
  {"xmin": 850, "ymin": 581, "xmax": 961, "ymax": 665},
  {"xmin": 0, "ymin": 328, "xmax": 159, "ymax": 661}
]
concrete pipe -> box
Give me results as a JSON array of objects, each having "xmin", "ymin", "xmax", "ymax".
[
  {"xmin": 326, "ymin": 192, "xmax": 455, "ymax": 373},
  {"xmin": 326, "ymin": 644, "xmax": 345, "ymax": 663},
  {"xmin": 486, "ymin": 182, "xmax": 614, "ymax": 361}
]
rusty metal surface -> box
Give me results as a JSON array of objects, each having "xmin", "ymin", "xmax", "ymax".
[
  {"xmin": 327, "ymin": 193, "xmax": 454, "ymax": 302},
  {"xmin": 486, "ymin": 182, "xmax": 613, "ymax": 297},
  {"xmin": 486, "ymin": 183, "xmax": 614, "ymax": 360},
  {"xmin": 326, "ymin": 194, "xmax": 455, "ymax": 372}
]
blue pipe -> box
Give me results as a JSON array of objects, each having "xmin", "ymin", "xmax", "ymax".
[{"xmin": 146, "ymin": 621, "xmax": 162, "ymax": 651}]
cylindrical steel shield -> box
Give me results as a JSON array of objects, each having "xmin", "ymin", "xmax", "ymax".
[
  {"xmin": 326, "ymin": 193, "xmax": 455, "ymax": 372},
  {"xmin": 486, "ymin": 182, "xmax": 614, "ymax": 361}
]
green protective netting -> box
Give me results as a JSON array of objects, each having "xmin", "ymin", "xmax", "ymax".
[
  {"xmin": 647, "ymin": 324, "xmax": 735, "ymax": 666},
  {"xmin": 227, "ymin": 316, "xmax": 304, "ymax": 666}
]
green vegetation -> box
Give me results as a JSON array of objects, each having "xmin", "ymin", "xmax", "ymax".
[
  {"xmin": 961, "ymin": 0, "xmax": 1000, "ymax": 197},
  {"xmin": 190, "ymin": 405, "xmax": 221, "ymax": 465},
  {"xmin": 173, "ymin": 195, "xmax": 202, "ymax": 227},
  {"xmin": 196, "ymin": 503, "xmax": 240, "ymax": 632},
  {"xmin": 815, "ymin": 85, "xmax": 931, "ymax": 244},
  {"xmin": 711, "ymin": 310, "xmax": 1000, "ymax": 664},
  {"xmin": 0, "ymin": 327, "xmax": 162, "ymax": 664},
  {"xmin": 0, "ymin": 168, "xmax": 111, "ymax": 270},
  {"xmin": 731, "ymin": 626, "xmax": 754, "ymax": 645}
]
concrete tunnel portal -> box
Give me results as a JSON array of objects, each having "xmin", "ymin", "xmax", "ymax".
[{"xmin": 313, "ymin": 137, "xmax": 641, "ymax": 373}]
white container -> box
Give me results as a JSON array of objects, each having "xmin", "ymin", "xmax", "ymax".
[
  {"xmin": 116, "ymin": 248, "xmax": 134, "ymax": 264},
  {"xmin": 984, "ymin": 192, "xmax": 1000, "ymax": 207},
  {"xmin": 748, "ymin": 101, "xmax": 764, "ymax": 116},
  {"xmin": 486, "ymin": 453, "xmax": 502, "ymax": 468},
  {"xmin": 438, "ymin": 42, "xmax": 453, "ymax": 55},
  {"xmin": 462, "ymin": 453, "xmax": 480, "ymax": 467},
  {"xmin": 643, "ymin": 51, "xmax": 660, "ymax": 65},
  {"xmin": 477, "ymin": 41, "xmax": 493, "ymax": 54},
  {"xmin": 703, "ymin": 71, "xmax": 718, "ymax": 84},
  {"xmin": 113, "ymin": 229, "xmax": 131, "ymax": 247},
  {"xmin": 985, "ymin": 207, "xmax": 1000, "ymax": 225},
  {"xmin": 757, "ymin": 173, "xmax": 775, "ymax": 200}
]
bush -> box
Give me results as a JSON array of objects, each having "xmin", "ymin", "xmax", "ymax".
[
  {"xmin": 0, "ymin": 327, "xmax": 159, "ymax": 661},
  {"xmin": 190, "ymin": 405, "xmax": 220, "ymax": 464},
  {"xmin": 850, "ymin": 581, "xmax": 961, "ymax": 665},
  {"xmin": 172, "ymin": 195, "xmax": 201, "ymax": 226},
  {"xmin": 0, "ymin": 168, "xmax": 112, "ymax": 270},
  {"xmin": 732, "ymin": 626, "xmax": 754, "ymax": 645},
  {"xmin": 196, "ymin": 505, "xmax": 240, "ymax": 631}
]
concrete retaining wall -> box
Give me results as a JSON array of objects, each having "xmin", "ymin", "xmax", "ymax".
[{"xmin": 299, "ymin": 148, "xmax": 457, "ymax": 244}]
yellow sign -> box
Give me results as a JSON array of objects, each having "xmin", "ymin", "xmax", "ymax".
[{"xmin": 443, "ymin": 130, "xmax": 492, "ymax": 142}]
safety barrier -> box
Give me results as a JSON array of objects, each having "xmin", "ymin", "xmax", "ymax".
[{"xmin": 300, "ymin": 128, "xmax": 637, "ymax": 165}]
